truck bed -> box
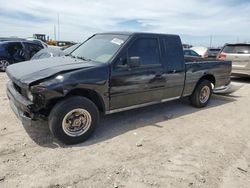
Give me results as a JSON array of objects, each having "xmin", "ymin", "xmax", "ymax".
[{"xmin": 182, "ymin": 59, "xmax": 232, "ymax": 96}]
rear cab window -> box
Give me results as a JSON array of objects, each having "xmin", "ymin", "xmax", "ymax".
[{"xmin": 163, "ymin": 36, "xmax": 184, "ymax": 71}]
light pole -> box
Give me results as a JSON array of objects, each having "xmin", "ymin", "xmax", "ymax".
[{"xmin": 58, "ymin": 13, "xmax": 60, "ymax": 41}]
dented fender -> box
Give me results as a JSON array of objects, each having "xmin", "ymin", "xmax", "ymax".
[{"xmin": 29, "ymin": 64, "xmax": 110, "ymax": 112}]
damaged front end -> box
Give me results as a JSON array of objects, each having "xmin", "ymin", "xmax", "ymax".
[
  {"xmin": 7, "ymin": 74, "xmax": 68, "ymax": 125},
  {"xmin": 5, "ymin": 55, "xmax": 108, "ymax": 126},
  {"xmin": 7, "ymin": 81, "xmax": 41, "ymax": 125}
]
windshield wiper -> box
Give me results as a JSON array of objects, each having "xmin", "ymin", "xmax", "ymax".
[
  {"xmin": 73, "ymin": 55, "xmax": 91, "ymax": 61},
  {"xmin": 69, "ymin": 54, "xmax": 92, "ymax": 62}
]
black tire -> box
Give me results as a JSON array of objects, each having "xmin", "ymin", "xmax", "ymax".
[
  {"xmin": 190, "ymin": 80, "xmax": 212, "ymax": 108},
  {"xmin": 48, "ymin": 96, "xmax": 99, "ymax": 144}
]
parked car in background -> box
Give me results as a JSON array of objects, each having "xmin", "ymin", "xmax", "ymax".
[
  {"xmin": 190, "ymin": 47, "xmax": 222, "ymax": 59},
  {"xmin": 62, "ymin": 43, "xmax": 81, "ymax": 54},
  {"xmin": 0, "ymin": 37, "xmax": 25, "ymax": 42},
  {"xmin": 26, "ymin": 38, "xmax": 48, "ymax": 48},
  {"xmin": 183, "ymin": 49, "xmax": 201, "ymax": 57},
  {"xmin": 0, "ymin": 40, "xmax": 45, "ymax": 71},
  {"xmin": 0, "ymin": 37, "xmax": 48, "ymax": 48},
  {"xmin": 31, "ymin": 43, "xmax": 80, "ymax": 60},
  {"xmin": 207, "ymin": 48, "xmax": 221, "ymax": 58},
  {"xmin": 191, "ymin": 46, "xmax": 208, "ymax": 58},
  {"xmin": 31, "ymin": 47, "xmax": 66, "ymax": 60},
  {"xmin": 218, "ymin": 43, "xmax": 250, "ymax": 76},
  {"xmin": 182, "ymin": 44, "xmax": 193, "ymax": 49},
  {"xmin": 27, "ymin": 38, "xmax": 63, "ymax": 50}
]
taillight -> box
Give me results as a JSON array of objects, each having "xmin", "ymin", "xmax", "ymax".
[{"xmin": 218, "ymin": 53, "xmax": 227, "ymax": 59}]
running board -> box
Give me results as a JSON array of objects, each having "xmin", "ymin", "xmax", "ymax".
[{"xmin": 106, "ymin": 96, "xmax": 180, "ymax": 114}]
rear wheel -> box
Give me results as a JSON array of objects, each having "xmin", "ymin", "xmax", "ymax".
[
  {"xmin": 190, "ymin": 80, "xmax": 212, "ymax": 108},
  {"xmin": 0, "ymin": 59, "xmax": 10, "ymax": 71},
  {"xmin": 48, "ymin": 96, "xmax": 99, "ymax": 144}
]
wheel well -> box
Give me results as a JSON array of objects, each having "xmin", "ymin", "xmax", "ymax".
[
  {"xmin": 190, "ymin": 74, "xmax": 216, "ymax": 95},
  {"xmin": 43, "ymin": 89, "xmax": 105, "ymax": 116},
  {"xmin": 66, "ymin": 89, "xmax": 105, "ymax": 112},
  {"xmin": 199, "ymin": 74, "xmax": 216, "ymax": 85}
]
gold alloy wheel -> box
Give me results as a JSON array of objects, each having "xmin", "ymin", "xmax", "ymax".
[
  {"xmin": 199, "ymin": 85, "xmax": 211, "ymax": 103},
  {"xmin": 62, "ymin": 108, "xmax": 92, "ymax": 137}
]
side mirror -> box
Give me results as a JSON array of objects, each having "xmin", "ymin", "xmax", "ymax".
[{"xmin": 129, "ymin": 56, "xmax": 140, "ymax": 68}]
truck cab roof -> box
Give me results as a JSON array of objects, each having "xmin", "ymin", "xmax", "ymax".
[{"xmin": 95, "ymin": 31, "xmax": 179, "ymax": 38}]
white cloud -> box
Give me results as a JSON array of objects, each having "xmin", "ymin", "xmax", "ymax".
[{"xmin": 0, "ymin": 0, "xmax": 249, "ymax": 46}]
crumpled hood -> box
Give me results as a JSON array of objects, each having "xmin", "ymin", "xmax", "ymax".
[{"xmin": 6, "ymin": 56, "xmax": 96, "ymax": 87}]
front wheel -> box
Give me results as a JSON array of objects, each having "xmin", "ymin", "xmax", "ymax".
[
  {"xmin": 190, "ymin": 80, "xmax": 212, "ymax": 108},
  {"xmin": 48, "ymin": 96, "xmax": 99, "ymax": 144},
  {"xmin": 0, "ymin": 59, "xmax": 10, "ymax": 71}
]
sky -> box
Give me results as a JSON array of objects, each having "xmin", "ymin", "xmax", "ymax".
[{"xmin": 0, "ymin": 0, "xmax": 250, "ymax": 47}]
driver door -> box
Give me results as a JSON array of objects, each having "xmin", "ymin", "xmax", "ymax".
[{"xmin": 109, "ymin": 37, "xmax": 166, "ymax": 110}]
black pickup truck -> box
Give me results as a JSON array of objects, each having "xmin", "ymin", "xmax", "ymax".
[{"xmin": 6, "ymin": 32, "xmax": 232, "ymax": 144}]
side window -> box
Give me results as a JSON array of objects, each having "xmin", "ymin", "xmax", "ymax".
[
  {"xmin": 25, "ymin": 43, "xmax": 43, "ymax": 58},
  {"xmin": 115, "ymin": 51, "xmax": 128, "ymax": 69},
  {"xmin": 6, "ymin": 42, "xmax": 23, "ymax": 55},
  {"xmin": 128, "ymin": 38, "xmax": 160, "ymax": 66},
  {"xmin": 190, "ymin": 50, "xmax": 199, "ymax": 56},
  {"xmin": 6, "ymin": 42, "xmax": 26, "ymax": 61}
]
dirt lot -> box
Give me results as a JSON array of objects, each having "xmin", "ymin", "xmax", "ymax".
[{"xmin": 0, "ymin": 72, "xmax": 250, "ymax": 188}]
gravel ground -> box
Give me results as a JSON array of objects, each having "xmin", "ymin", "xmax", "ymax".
[{"xmin": 0, "ymin": 72, "xmax": 250, "ymax": 188}]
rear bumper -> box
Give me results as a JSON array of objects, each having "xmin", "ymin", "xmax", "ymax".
[
  {"xmin": 7, "ymin": 81, "xmax": 36, "ymax": 125},
  {"xmin": 213, "ymin": 82, "xmax": 242, "ymax": 94}
]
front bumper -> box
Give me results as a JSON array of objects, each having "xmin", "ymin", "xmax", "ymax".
[{"xmin": 7, "ymin": 81, "xmax": 35, "ymax": 125}]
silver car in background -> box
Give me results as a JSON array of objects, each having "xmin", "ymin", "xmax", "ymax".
[
  {"xmin": 218, "ymin": 44, "xmax": 250, "ymax": 76},
  {"xmin": 191, "ymin": 46, "xmax": 208, "ymax": 58}
]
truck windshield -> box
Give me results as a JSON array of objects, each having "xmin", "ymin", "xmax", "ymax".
[{"xmin": 71, "ymin": 34, "xmax": 129, "ymax": 63}]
